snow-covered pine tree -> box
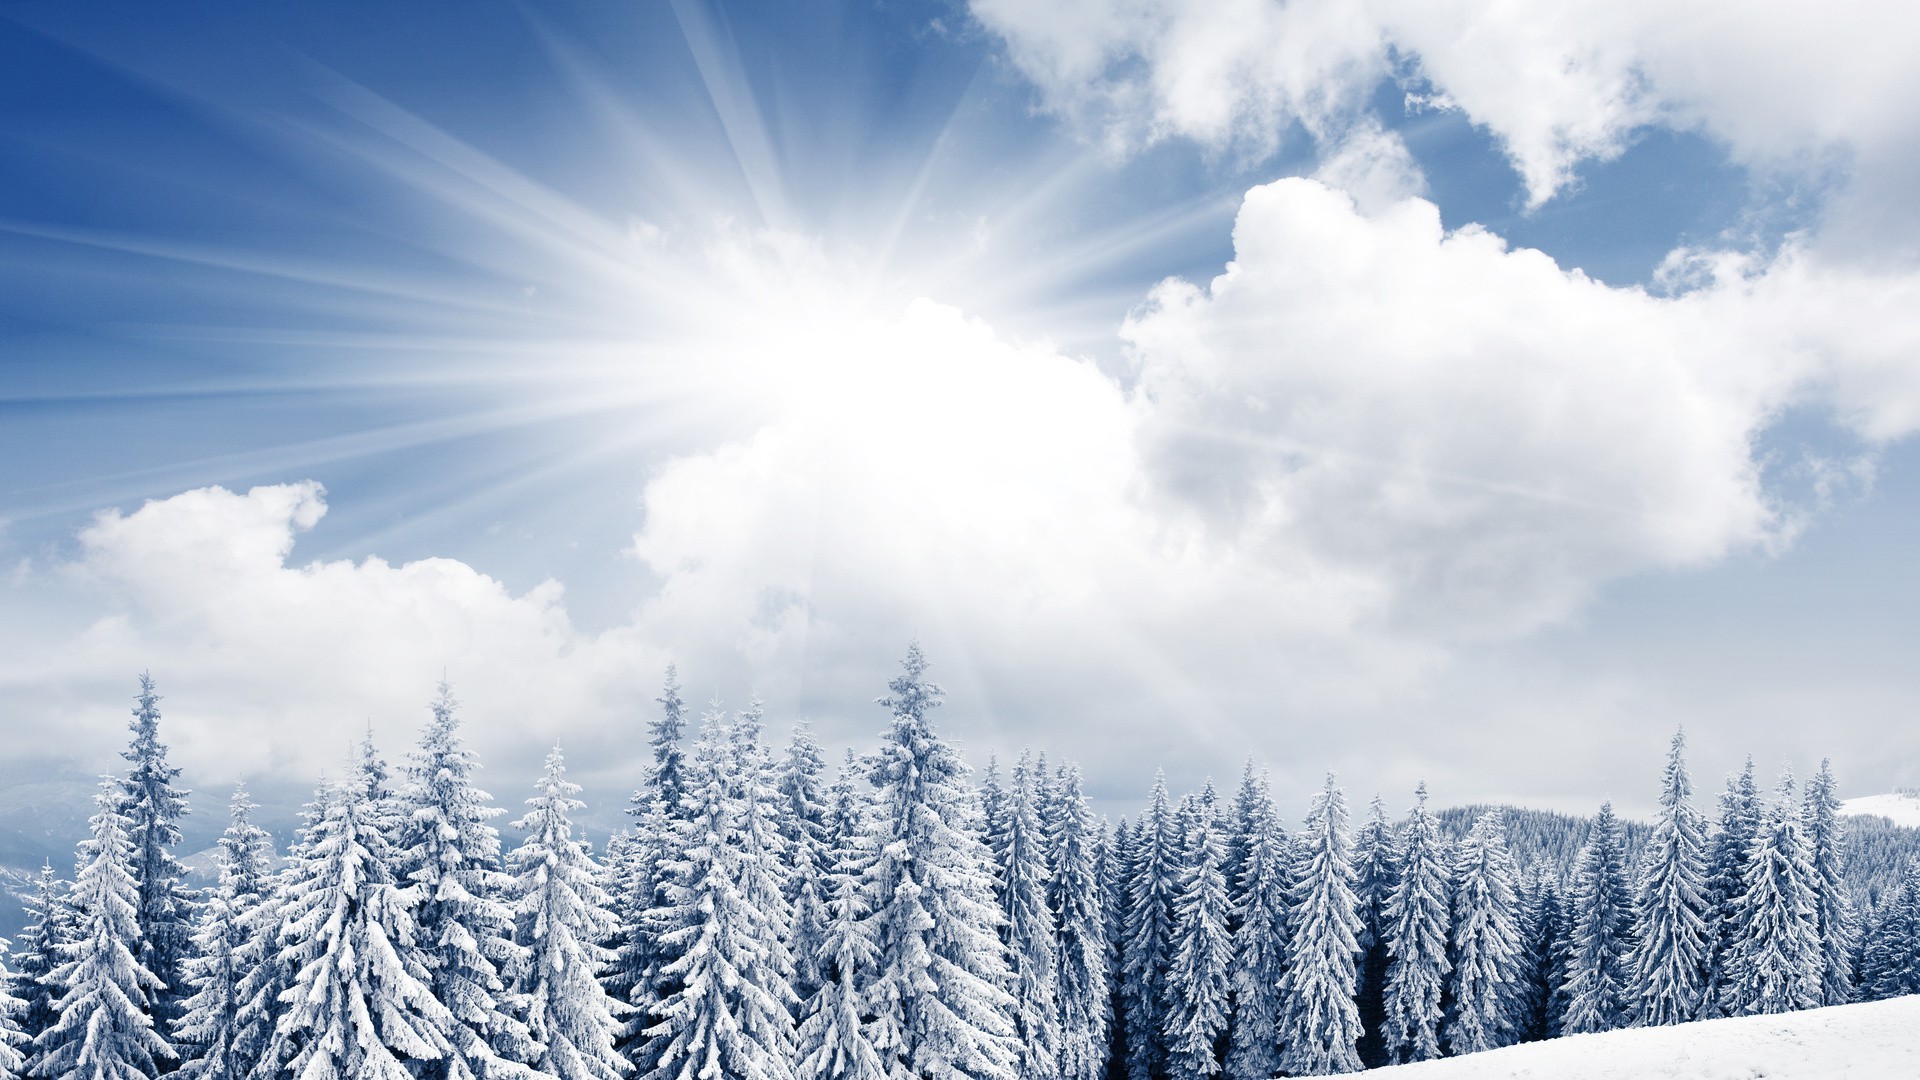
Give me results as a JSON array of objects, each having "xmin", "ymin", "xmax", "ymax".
[
  {"xmin": 509, "ymin": 748, "xmax": 628, "ymax": 1080},
  {"xmin": 34, "ymin": 780, "xmax": 174, "ymax": 1080},
  {"xmin": 1722, "ymin": 771, "xmax": 1821, "ymax": 1016},
  {"xmin": 1223, "ymin": 763, "xmax": 1264, "ymax": 927},
  {"xmin": 1164, "ymin": 785, "xmax": 1230, "ymax": 1080},
  {"xmin": 1447, "ymin": 810, "xmax": 1522, "ymax": 1056},
  {"xmin": 355, "ymin": 727, "xmax": 403, "ymax": 842},
  {"xmin": 728, "ymin": 700, "xmax": 798, "ymax": 982},
  {"xmin": 1512, "ymin": 870, "xmax": 1568, "ymax": 1042},
  {"xmin": 9, "ymin": 864, "xmax": 71, "ymax": 1057},
  {"xmin": 794, "ymin": 753, "xmax": 884, "ymax": 1080},
  {"xmin": 1276, "ymin": 774, "xmax": 1364, "ymax": 1077},
  {"xmin": 781, "ymin": 723, "xmax": 833, "ymax": 1007},
  {"xmin": 861, "ymin": 645, "xmax": 1020, "ymax": 1080},
  {"xmin": 1104, "ymin": 816, "xmax": 1136, "ymax": 1080},
  {"xmin": 1703, "ymin": 758, "xmax": 1762, "ymax": 1015},
  {"xmin": 395, "ymin": 683, "xmax": 537, "ymax": 1079},
  {"xmin": 1119, "ymin": 774, "xmax": 1177, "ymax": 1080},
  {"xmin": 1625, "ymin": 731, "xmax": 1711, "ymax": 1026},
  {"xmin": 1857, "ymin": 858, "xmax": 1920, "ymax": 1000},
  {"xmin": 997, "ymin": 754, "xmax": 1061, "ymax": 1080},
  {"xmin": 267, "ymin": 775, "xmax": 455, "ymax": 1079},
  {"xmin": 1800, "ymin": 760, "xmax": 1857, "ymax": 1006},
  {"xmin": 1047, "ymin": 764, "xmax": 1110, "ymax": 1080},
  {"xmin": 1558, "ymin": 802, "xmax": 1633, "ymax": 1035},
  {"xmin": 231, "ymin": 795, "xmax": 318, "ymax": 1080},
  {"xmin": 1351, "ymin": 795, "xmax": 1397, "ymax": 1070},
  {"xmin": 0, "ymin": 950, "xmax": 27, "ymax": 1079},
  {"xmin": 119, "ymin": 673, "xmax": 195, "ymax": 1034},
  {"xmin": 982, "ymin": 757, "xmax": 1009, "ymax": 884},
  {"xmin": 1222, "ymin": 771, "xmax": 1286, "ymax": 1080},
  {"xmin": 176, "ymin": 784, "xmax": 276, "ymax": 1079},
  {"xmin": 609, "ymin": 668, "xmax": 694, "ymax": 1068},
  {"xmin": 1382, "ymin": 783, "xmax": 1449, "ymax": 1065},
  {"xmin": 644, "ymin": 710, "xmax": 798, "ymax": 1080}
]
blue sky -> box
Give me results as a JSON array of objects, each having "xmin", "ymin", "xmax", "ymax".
[{"xmin": 4, "ymin": 0, "xmax": 1919, "ymax": 825}]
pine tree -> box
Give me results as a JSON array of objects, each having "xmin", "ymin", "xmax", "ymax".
[
  {"xmin": 794, "ymin": 754, "xmax": 884, "ymax": 1080},
  {"xmin": 1512, "ymin": 871, "xmax": 1568, "ymax": 1042},
  {"xmin": 1047, "ymin": 764, "xmax": 1110, "ymax": 1080},
  {"xmin": 1381, "ymin": 784, "xmax": 1449, "ymax": 1065},
  {"xmin": 9, "ymin": 864, "xmax": 70, "ymax": 1057},
  {"xmin": 0, "ymin": 950, "xmax": 28, "ymax": 1079},
  {"xmin": 725, "ymin": 700, "xmax": 799, "ymax": 1001},
  {"xmin": 644, "ymin": 712, "xmax": 797, "ymax": 1080},
  {"xmin": 609, "ymin": 668, "xmax": 694, "ymax": 1068},
  {"xmin": 1800, "ymin": 760, "xmax": 1858, "ymax": 1006},
  {"xmin": 781, "ymin": 723, "xmax": 833, "ymax": 1007},
  {"xmin": 997, "ymin": 754, "xmax": 1061, "ymax": 1080},
  {"xmin": 1276, "ymin": 774, "xmax": 1364, "ymax": 1077},
  {"xmin": 510, "ymin": 748, "xmax": 629, "ymax": 1080},
  {"xmin": 1104, "ymin": 817, "xmax": 1136, "ymax": 1080},
  {"xmin": 1447, "ymin": 810, "xmax": 1522, "ymax": 1056},
  {"xmin": 1704, "ymin": 758, "xmax": 1762, "ymax": 1015},
  {"xmin": 1222, "ymin": 772, "xmax": 1286, "ymax": 1080},
  {"xmin": 119, "ymin": 673, "xmax": 195, "ymax": 1035},
  {"xmin": 395, "ymin": 683, "xmax": 536, "ymax": 1079},
  {"xmin": 176, "ymin": 784, "xmax": 276, "ymax": 1079},
  {"xmin": 1350, "ymin": 796, "xmax": 1397, "ymax": 1070},
  {"xmin": 34, "ymin": 781, "xmax": 174, "ymax": 1080},
  {"xmin": 1164, "ymin": 786, "xmax": 1230, "ymax": 1080},
  {"xmin": 861, "ymin": 644, "xmax": 1019, "ymax": 1080},
  {"xmin": 1119, "ymin": 775, "xmax": 1177, "ymax": 1080},
  {"xmin": 1858, "ymin": 859, "xmax": 1920, "ymax": 1000},
  {"xmin": 1723, "ymin": 772, "xmax": 1821, "ymax": 1016},
  {"xmin": 267, "ymin": 776, "xmax": 456, "ymax": 1079},
  {"xmin": 1626, "ymin": 732, "xmax": 1711, "ymax": 1026},
  {"xmin": 1559, "ymin": 802, "xmax": 1633, "ymax": 1035}
]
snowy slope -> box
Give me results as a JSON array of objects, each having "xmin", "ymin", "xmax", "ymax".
[
  {"xmin": 1368, "ymin": 996, "xmax": 1920, "ymax": 1079},
  {"xmin": 1842, "ymin": 792, "xmax": 1920, "ymax": 828}
]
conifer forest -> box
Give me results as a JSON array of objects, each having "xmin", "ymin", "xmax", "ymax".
[{"xmin": 4, "ymin": 646, "xmax": 1918, "ymax": 1080}]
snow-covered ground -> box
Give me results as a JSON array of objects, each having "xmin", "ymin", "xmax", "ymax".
[
  {"xmin": 1841, "ymin": 792, "xmax": 1920, "ymax": 828},
  {"xmin": 1368, "ymin": 996, "xmax": 1920, "ymax": 1079}
]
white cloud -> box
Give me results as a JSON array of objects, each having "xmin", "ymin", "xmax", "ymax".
[
  {"xmin": 969, "ymin": 0, "xmax": 1920, "ymax": 210},
  {"xmin": 4, "ymin": 482, "xmax": 664, "ymax": 791},
  {"xmin": 6, "ymin": 181, "xmax": 1917, "ymax": 806}
]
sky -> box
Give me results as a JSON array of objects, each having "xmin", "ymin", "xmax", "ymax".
[{"xmin": 4, "ymin": 0, "xmax": 1920, "ymax": 837}]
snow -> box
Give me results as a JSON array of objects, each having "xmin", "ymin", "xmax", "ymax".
[
  {"xmin": 1368, "ymin": 995, "xmax": 1920, "ymax": 1079},
  {"xmin": 1841, "ymin": 792, "xmax": 1920, "ymax": 828}
]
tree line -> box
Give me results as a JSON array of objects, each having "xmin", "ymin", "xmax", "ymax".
[{"xmin": 1, "ymin": 647, "xmax": 1918, "ymax": 1080}]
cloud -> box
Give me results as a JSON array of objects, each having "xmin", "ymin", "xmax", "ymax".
[
  {"xmin": 5, "ymin": 182, "xmax": 1917, "ymax": 810},
  {"xmin": 5, "ymin": 482, "xmax": 664, "ymax": 795},
  {"xmin": 969, "ymin": 0, "xmax": 1920, "ymax": 210}
]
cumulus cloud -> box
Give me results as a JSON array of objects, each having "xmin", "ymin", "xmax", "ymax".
[
  {"xmin": 6, "ymin": 182, "xmax": 1918, "ymax": 807},
  {"xmin": 4, "ymin": 482, "xmax": 664, "ymax": 794},
  {"xmin": 969, "ymin": 0, "xmax": 1920, "ymax": 210}
]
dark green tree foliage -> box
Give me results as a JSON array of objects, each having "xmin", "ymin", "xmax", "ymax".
[
  {"xmin": 120, "ymin": 673, "xmax": 195, "ymax": 1037},
  {"xmin": 1351, "ymin": 795, "xmax": 1398, "ymax": 1068}
]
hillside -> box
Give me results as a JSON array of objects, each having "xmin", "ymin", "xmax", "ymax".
[
  {"xmin": 1843, "ymin": 791, "xmax": 1920, "ymax": 829},
  {"xmin": 1369, "ymin": 996, "xmax": 1920, "ymax": 1078}
]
